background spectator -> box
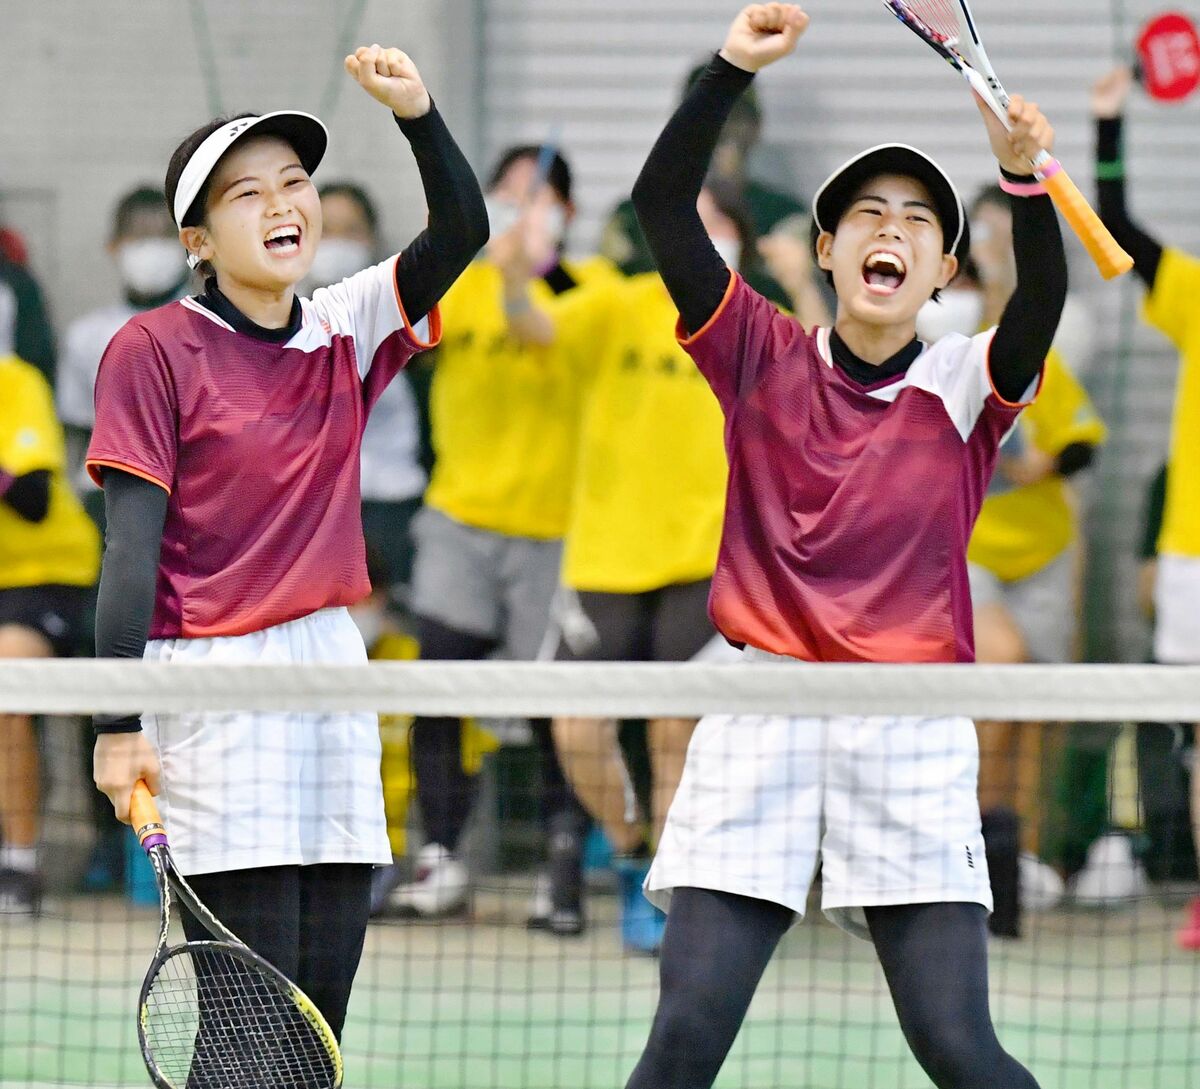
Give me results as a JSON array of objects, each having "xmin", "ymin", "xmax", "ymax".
[
  {"xmin": 0, "ymin": 354, "xmax": 100, "ymax": 915},
  {"xmin": 56, "ymin": 187, "xmax": 188, "ymax": 529}
]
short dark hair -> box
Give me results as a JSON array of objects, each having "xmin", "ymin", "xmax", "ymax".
[
  {"xmin": 487, "ymin": 144, "xmax": 572, "ymax": 205},
  {"xmin": 111, "ymin": 186, "xmax": 170, "ymax": 242},
  {"xmin": 317, "ymin": 181, "xmax": 380, "ymax": 236},
  {"xmin": 164, "ymin": 112, "xmax": 258, "ymax": 279},
  {"xmin": 164, "ymin": 112, "xmax": 259, "ymax": 230}
]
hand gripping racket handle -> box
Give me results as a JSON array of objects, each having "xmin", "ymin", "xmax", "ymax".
[
  {"xmin": 1037, "ymin": 160, "xmax": 1134, "ymax": 280},
  {"xmin": 130, "ymin": 780, "xmax": 169, "ymax": 852},
  {"xmin": 961, "ymin": 68, "xmax": 1133, "ymax": 280}
]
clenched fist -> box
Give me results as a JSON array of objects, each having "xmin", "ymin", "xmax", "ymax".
[
  {"xmin": 345, "ymin": 44, "xmax": 431, "ymax": 120},
  {"xmin": 720, "ymin": 4, "xmax": 809, "ymax": 73},
  {"xmin": 1091, "ymin": 66, "xmax": 1134, "ymax": 120}
]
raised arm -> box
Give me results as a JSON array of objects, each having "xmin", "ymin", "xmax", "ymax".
[
  {"xmin": 975, "ymin": 94, "xmax": 1068, "ymax": 404},
  {"xmin": 344, "ymin": 45, "xmax": 489, "ymax": 322},
  {"xmin": 631, "ymin": 4, "xmax": 808, "ymax": 334},
  {"xmin": 1091, "ymin": 67, "xmax": 1162, "ymax": 290}
]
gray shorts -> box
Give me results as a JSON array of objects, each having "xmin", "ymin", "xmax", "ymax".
[
  {"xmin": 967, "ymin": 547, "xmax": 1077, "ymax": 664},
  {"xmin": 409, "ymin": 506, "xmax": 563, "ymax": 660}
]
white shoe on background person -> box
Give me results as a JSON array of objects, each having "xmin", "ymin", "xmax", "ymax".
[{"xmin": 389, "ymin": 843, "xmax": 469, "ymax": 917}]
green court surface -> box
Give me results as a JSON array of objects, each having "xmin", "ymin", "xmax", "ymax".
[{"xmin": 2, "ymin": 879, "xmax": 1196, "ymax": 1089}]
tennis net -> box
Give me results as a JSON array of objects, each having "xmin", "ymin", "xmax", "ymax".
[{"xmin": 1, "ymin": 661, "xmax": 1198, "ymax": 1089}]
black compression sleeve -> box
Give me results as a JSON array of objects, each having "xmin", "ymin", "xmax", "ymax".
[
  {"xmin": 1054, "ymin": 441, "xmax": 1095, "ymax": 478},
  {"xmin": 989, "ymin": 186, "xmax": 1068, "ymax": 405},
  {"xmin": 393, "ymin": 105, "xmax": 489, "ymax": 324},
  {"xmin": 93, "ymin": 469, "xmax": 168, "ymax": 734},
  {"xmin": 631, "ymin": 54, "xmax": 754, "ymax": 335},
  {"xmin": 1096, "ymin": 117, "xmax": 1162, "ymax": 289},
  {"xmin": 0, "ymin": 469, "xmax": 50, "ymax": 522}
]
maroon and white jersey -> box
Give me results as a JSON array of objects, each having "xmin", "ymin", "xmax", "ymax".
[
  {"xmin": 680, "ymin": 275, "xmax": 1038, "ymax": 664},
  {"xmin": 87, "ymin": 257, "xmax": 440, "ymax": 639}
]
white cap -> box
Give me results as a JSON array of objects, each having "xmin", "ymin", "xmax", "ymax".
[{"xmin": 171, "ymin": 110, "xmax": 329, "ymax": 234}]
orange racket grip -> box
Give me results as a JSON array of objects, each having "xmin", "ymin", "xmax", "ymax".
[
  {"xmin": 130, "ymin": 779, "xmax": 167, "ymax": 849},
  {"xmin": 1040, "ymin": 165, "xmax": 1133, "ymax": 280}
]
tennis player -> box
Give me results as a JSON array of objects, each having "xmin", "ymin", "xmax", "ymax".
[
  {"xmin": 88, "ymin": 44, "xmax": 487, "ymax": 1039},
  {"xmin": 626, "ymin": 6, "xmax": 1064, "ymax": 1087},
  {"xmin": 1092, "ymin": 65, "xmax": 1200, "ymax": 951}
]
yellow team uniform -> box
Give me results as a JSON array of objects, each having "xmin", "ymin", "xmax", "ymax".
[
  {"xmin": 424, "ymin": 256, "xmax": 617, "ymax": 540},
  {"xmin": 0, "ymin": 355, "xmax": 100, "ymax": 589},
  {"xmin": 1143, "ymin": 248, "xmax": 1200, "ymax": 559},
  {"xmin": 968, "ymin": 349, "xmax": 1107, "ymax": 583},
  {"xmin": 562, "ymin": 274, "xmax": 728, "ymax": 593}
]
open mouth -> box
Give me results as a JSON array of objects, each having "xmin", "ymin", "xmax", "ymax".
[
  {"xmin": 862, "ymin": 250, "xmax": 907, "ymax": 296},
  {"xmin": 264, "ymin": 224, "xmax": 302, "ymax": 256}
]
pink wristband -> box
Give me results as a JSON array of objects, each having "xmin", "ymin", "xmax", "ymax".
[{"xmin": 998, "ymin": 175, "xmax": 1047, "ymax": 197}]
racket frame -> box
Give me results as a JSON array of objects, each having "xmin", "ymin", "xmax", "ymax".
[
  {"xmin": 880, "ymin": 0, "xmax": 1134, "ymax": 279},
  {"xmin": 132, "ymin": 785, "xmax": 343, "ymax": 1089},
  {"xmin": 883, "ymin": 0, "xmax": 1038, "ymax": 160}
]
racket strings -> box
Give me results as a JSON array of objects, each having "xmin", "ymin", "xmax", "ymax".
[
  {"xmin": 143, "ymin": 946, "xmax": 338, "ymax": 1088},
  {"xmin": 890, "ymin": 0, "xmax": 962, "ymax": 44}
]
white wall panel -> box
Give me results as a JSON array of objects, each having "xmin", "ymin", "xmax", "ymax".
[{"xmin": 0, "ymin": 0, "xmax": 481, "ymax": 321}]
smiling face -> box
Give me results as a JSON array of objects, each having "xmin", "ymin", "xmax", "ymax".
[
  {"xmin": 817, "ymin": 173, "xmax": 957, "ymax": 327},
  {"xmin": 181, "ymin": 134, "xmax": 321, "ymax": 292}
]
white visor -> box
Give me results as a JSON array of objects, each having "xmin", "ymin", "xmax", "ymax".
[
  {"xmin": 172, "ymin": 110, "xmax": 329, "ymax": 236},
  {"xmin": 811, "ymin": 143, "xmax": 967, "ymax": 260}
]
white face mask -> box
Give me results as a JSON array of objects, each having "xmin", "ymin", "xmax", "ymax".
[
  {"xmin": 348, "ymin": 604, "xmax": 385, "ymax": 650},
  {"xmin": 711, "ymin": 237, "xmax": 742, "ymax": 272},
  {"xmin": 915, "ymin": 289, "xmax": 984, "ymax": 343},
  {"xmin": 484, "ymin": 196, "xmax": 520, "ymax": 239},
  {"xmin": 540, "ymin": 204, "xmax": 567, "ymax": 250},
  {"xmin": 308, "ymin": 238, "xmax": 373, "ymax": 288},
  {"xmin": 116, "ymin": 238, "xmax": 188, "ymax": 297}
]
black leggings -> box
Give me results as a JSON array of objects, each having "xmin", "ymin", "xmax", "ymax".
[
  {"xmin": 625, "ymin": 889, "xmax": 1040, "ymax": 1089},
  {"xmin": 180, "ymin": 863, "xmax": 373, "ymax": 1041},
  {"xmin": 410, "ymin": 615, "xmax": 581, "ymax": 851}
]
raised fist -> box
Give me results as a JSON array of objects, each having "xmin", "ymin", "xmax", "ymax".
[
  {"xmin": 1091, "ymin": 66, "xmax": 1135, "ymax": 120},
  {"xmin": 720, "ymin": 4, "xmax": 809, "ymax": 73},
  {"xmin": 345, "ymin": 44, "xmax": 431, "ymax": 120}
]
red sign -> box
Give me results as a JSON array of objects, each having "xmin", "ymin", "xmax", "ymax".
[{"xmin": 1137, "ymin": 12, "xmax": 1200, "ymax": 102}]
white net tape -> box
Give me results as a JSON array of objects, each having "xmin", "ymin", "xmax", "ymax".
[{"xmin": 5, "ymin": 660, "xmax": 1200, "ymax": 719}]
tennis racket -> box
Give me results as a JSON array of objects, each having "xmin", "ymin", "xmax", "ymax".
[
  {"xmin": 880, "ymin": 0, "xmax": 1134, "ymax": 280},
  {"xmin": 130, "ymin": 781, "xmax": 343, "ymax": 1089}
]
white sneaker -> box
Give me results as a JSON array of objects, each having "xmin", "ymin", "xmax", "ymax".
[
  {"xmin": 1019, "ymin": 853, "xmax": 1064, "ymax": 912},
  {"xmin": 527, "ymin": 872, "xmax": 552, "ymax": 924},
  {"xmin": 388, "ymin": 843, "xmax": 469, "ymax": 917},
  {"xmin": 1071, "ymin": 833, "xmax": 1149, "ymax": 905}
]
